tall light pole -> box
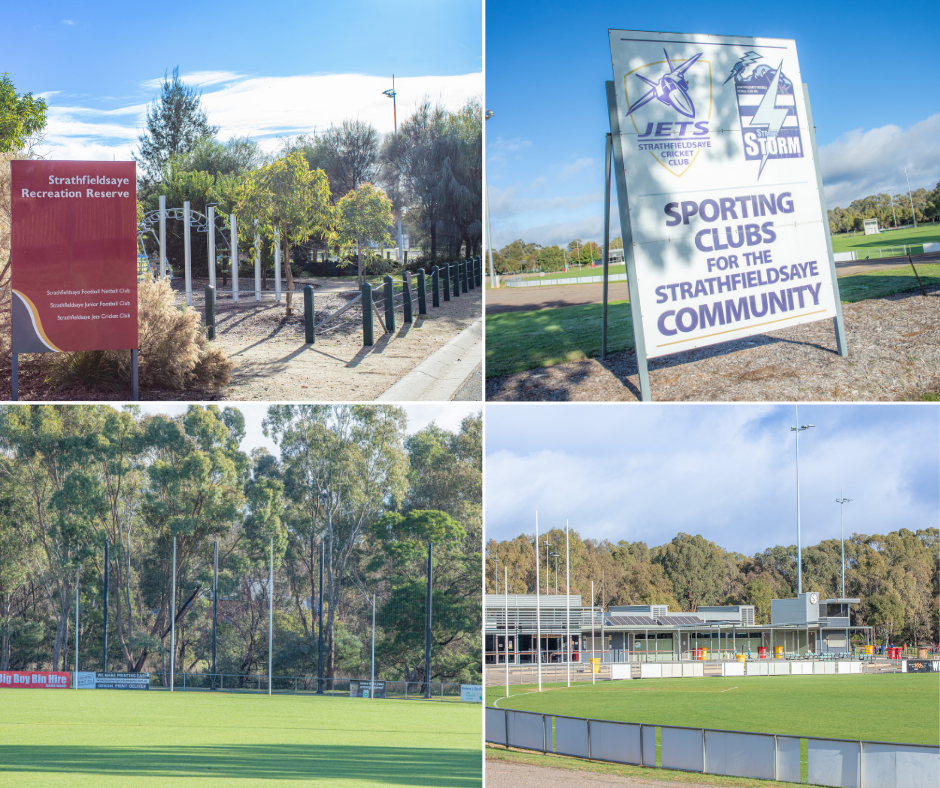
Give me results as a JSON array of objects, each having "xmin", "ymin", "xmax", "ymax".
[
  {"xmin": 485, "ymin": 109, "xmax": 497, "ymax": 287},
  {"xmin": 551, "ymin": 552, "xmax": 559, "ymax": 595},
  {"xmin": 902, "ymin": 170, "xmax": 917, "ymax": 228},
  {"xmin": 383, "ymin": 77, "xmax": 404, "ymax": 260},
  {"xmin": 543, "ymin": 538, "xmax": 551, "ymax": 595},
  {"xmin": 534, "ymin": 512, "xmax": 542, "ymax": 692},
  {"xmin": 888, "ymin": 189, "xmax": 898, "ymax": 229},
  {"xmin": 836, "ymin": 490, "xmax": 852, "ymax": 600},
  {"xmin": 790, "ymin": 406, "xmax": 814, "ymax": 596},
  {"xmin": 493, "ymin": 547, "xmax": 498, "ymax": 594},
  {"xmin": 565, "ymin": 520, "xmax": 570, "ymax": 688}
]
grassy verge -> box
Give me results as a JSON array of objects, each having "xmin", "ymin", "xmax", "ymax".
[
  {"xmin": 837, "ymin": 263, "xmax": 940, "ymax": 301},
  {"xmin": 485, "ymin": 299, "xmax": 633, "ymax": 378},
  {"xmin": 831, "ymin": 224, "xmax": 940, "ymax": 254},
  {"xmin": 0, "ymin": 689, "xmax": 480, "ymax": 788},
  {"xmin": 485, "ymin": 267, "xmax": 938, "ymax": 378},
  {"xmin": 487, "ymin": 744, "xmax": 825, "ymax": 788}
]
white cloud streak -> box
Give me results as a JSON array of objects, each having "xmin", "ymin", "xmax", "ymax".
[{"xmin": 40, "ymin": 71, "xmax": 482, "ymax": 162}]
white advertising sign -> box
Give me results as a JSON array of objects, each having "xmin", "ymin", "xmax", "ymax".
[
  {"xmin": 460, "ymin": 684, "xmax": 483, "ymax": 703},
  {"xmin": 75, "ymin": 671, "xmax": 96, "ymax": 689},
  {"xmin": 609, "ymin": 30, "xmax": 839, "ymax": 359}
]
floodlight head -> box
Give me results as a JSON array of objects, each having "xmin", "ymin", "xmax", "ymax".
[
  {"xmin": 382, "ymin": 89, "xmax": 395, "ymax": 98},
  {"xmin": 485, "ymin": 110, "xmax": 494, "ymax": 120}
]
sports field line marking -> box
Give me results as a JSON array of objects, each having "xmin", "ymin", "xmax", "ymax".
[{"xmin": 720, "ymin": 687, "xmax": 738, "ymax": 692}]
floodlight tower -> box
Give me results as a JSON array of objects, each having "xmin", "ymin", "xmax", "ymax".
[
  {"xmin": 790, "ymin": 405, "xmax": 814, "ymax": 596},
  {"xmin": 836, "ymin": 490, "xmax": 852, "ymax": 599},
  {"xmin": 551, "ymin": 552, "xmax": 559, "ymax": 595},
  {"xmin": 887, "ymin": 189, "xmax": 898, "ymax": 229},
  {"xmin": 383, "ymin": 77, "xmax": 404, "ymax": 260},
  {"xmin": 543, "ymin": 538, "xmax": 551, "ymax": 595},
  {"xmin": 485, "ymin": 110, "xmax": 497, "ymax": 287}
]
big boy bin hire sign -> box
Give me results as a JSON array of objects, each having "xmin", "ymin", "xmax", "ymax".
[
  {"xmin": 608, "ymin": 31, "xmax": 843, "ymax": 361},
  {"xmin": 11, "ymin": 161, "xmax": 138, "ymax": 353}
]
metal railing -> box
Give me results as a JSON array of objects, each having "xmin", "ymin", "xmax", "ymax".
[
  {"xmin": 486, "ymin": 707, "xmax": 938, "ymax": 788},
  {"xmin": 147, "ymin": 672, "xmax": 466, "ymax": 700}
]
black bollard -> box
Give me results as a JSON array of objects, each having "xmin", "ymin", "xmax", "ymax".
[
  {"xmin": 475, "ymin": 257, "xmax": 482, "ymax": 287},
  {"xmin": 467, "ymin": 259, "xmax": 475, "ymax": 291},
  {"xmin": 442, "ymin": 261, "xmax": 451, "ymax": 302},
  {"xmin": 417, "ymin": 268, "xmax": 427, "ymax": 315},
  {"xmin": 361, "ymin": 282, "xmax": 374, "ymax": 346},
  {"xmin": 384, "ymin": 275, "xmax": 395, "ymax": 333},
  {"xmin": 431, "ymin": 266, "xmax": 440, "ymax": 307},
  {"xmin": 460, "ymin": 259, "xmax": 468, "ymax": 293},
  {"xmin": 452, "ymin": 261, "xmax": 460, "ymax": 298},
  {"xmin": 205, "ymin": 285, "xmax": 216, "ymax": 340},
  {"xmin": 402, "ymin": 271, "xmax": 413, "ymax": 323},
  {"xmin": 304, "ymin": 284, "xmax": 314, "ymax": 344}
]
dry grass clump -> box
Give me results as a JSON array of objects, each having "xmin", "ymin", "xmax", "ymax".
[{"xmin": 48, "ymin": 276, "xmax": 232, "ymax": 392}]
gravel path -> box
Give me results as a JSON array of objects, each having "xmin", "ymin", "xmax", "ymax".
[
  {"xmin": 486, "ymin": 759, "xmax": 710, "ymax": 788},
  {"xmin": 486, "ymin": 288, "xmax": 940, "ymax": 401}
]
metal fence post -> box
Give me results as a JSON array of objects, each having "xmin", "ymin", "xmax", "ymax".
[
  {"xmin": 442, "ymin": 262, "xmax": 451, "ymax": 301},
  {"xmin": 205, "ymin": 285, "xmax": 216, "ymax": 340},
  {"xmin": 476, "ymin": 256, "xmax": 482, "ymax": 287},
  {"xmin": 431, "ymin": 266, "xmax": 440, "ymax": 307},
  {"xmin": 467, "ymin": 259, "xmax": 475, "ymax": 291},
  {"xmin": 702, "ymin": 728, "xmax": 706, "ymax": 773},
  {"xmin": 452, "ymin": 262, "xmax": 460, "ymax": 298},
  {"xmin": 304, "ymin": 284, "xmax": 314, "ymax": 344},
  {"xmin": 588, "ymin": 719, "xmax": 592, "ymax": 760},
  {"xmin": 417, "ymin": 268, "xmax": 427, "ymax": 315},
  {"xmin": 640, "ymin": 725, "xmax": 644, "ymax": 767},
  {"xmin": 384, "ymin": 275, "xmax": 395, "ymax": 332},
  {"xmin": 461, "ymin": 259, "xmax": 469, "ymax": 293},
  {"xmin": 402, "ymin": 273, "xmax": 413, "ymax": 323},
  {"xmin": 361, "ymin": 283, "xmax": 374, "ymax": 345}
]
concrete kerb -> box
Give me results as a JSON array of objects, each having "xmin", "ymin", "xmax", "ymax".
[{"xmin": 377, "ymin": 316, "xmax": 483, "ymax": 401}]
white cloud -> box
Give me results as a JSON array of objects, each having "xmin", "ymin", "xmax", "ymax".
[
  {"xmin": 487, "ymin": 136, "xmax": 532, "ymax": 168},
  {"xmin": 38, "ymin": 71, "xmax": 482, "ymax": 162},
  {"xmin": 820, "ymin": 112, "xmax": 940, "ymax": 207},
  {"xmin": 61, "ymin": 19, "xmax": 75, "ymax": 25},
  {"xmin": 557, "ymin": 157, "xmax": 594, "ymax": 183},
  {"xmin": 141, "ymin": 71, "xmax": 243, "ymax": 90}
]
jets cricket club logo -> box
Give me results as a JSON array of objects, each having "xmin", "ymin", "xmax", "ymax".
[
  {"xmin": 728, "ymin": 52, "xmax": 805, "ymax": 178},
  {"xmin": 623, "ymin": 49, "xmax": 713, "ymax": 177}
]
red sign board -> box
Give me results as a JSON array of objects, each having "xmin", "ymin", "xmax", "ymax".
[
  {"xmin": 0, "ymin": 670, "xmax": 71, "ymax": 688},
  {"xmin": 11, "ymin": 160, "xmax": 138, "ymax": 352}
]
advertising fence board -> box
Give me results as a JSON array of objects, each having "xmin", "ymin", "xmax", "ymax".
[
  {"xmin": 661, "ymin": 725, "xmax": 704, "ymax": 772},
  {"xmin": 506, "ymin": 710, "xmax": 544, "ymax": 751},
  {"xmin": 704, "ymin": 730, "xmax": 776, "ymax": 780},
  {"xmin": 554, "ymin": 716, "xmax": 589, "ymax": 759},
  {"xmin": 95, "ymin": 672, "xmax": 150, "ymax": 690},
  {"xmin": 460, "ymin": 684, "xmax": 483, "ymax": 702},
  {"xmin": 349, "ymin": 680, "xmax": 386, "ymax": 698},
  {"xmin": 589, "ymin": 720, "xmax": 642, "ymax": 765},
  {"xmin": 0, "ymin": 671, "xmax": 70, "ymax": 688},
  {"xmin": 11, "ymin": 161, "xmax": 138, "ymax": 353}
]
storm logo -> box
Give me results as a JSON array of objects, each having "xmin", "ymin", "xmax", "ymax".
[
  {"xmin": 623, "ymin": 49, "xmax": 713, "ymax": 178},
  {"xmin": 729, "ymin": 52, "xmax": 805, "ymax": 178}
]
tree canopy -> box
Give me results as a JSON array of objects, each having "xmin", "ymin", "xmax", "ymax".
[{"xmin": 0, "ymin": 73, "xmax": 47, "ymax": 154}]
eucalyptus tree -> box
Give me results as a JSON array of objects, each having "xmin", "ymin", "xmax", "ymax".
[{"xmin": 263, "ymin": 404, "xmax": 408, "ymax": 678}]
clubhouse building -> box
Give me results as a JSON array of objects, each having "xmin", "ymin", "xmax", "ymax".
[{"xmin": 484, "ymin": 592, "xmax": 872, "ymax": 665}]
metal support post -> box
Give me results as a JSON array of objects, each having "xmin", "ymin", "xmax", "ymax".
[
  {"xmin": 442, "ymin": 262, "xmax": 451, "ymax": 301},
  {"xmin": 384, "ymin": 276, "xmax": 395, "ymax": 332},
  {"xmin": 425, "ymin": 541, "xmax": 433, "ymax": 699},
  {"xmin": 361, "ymin": 283, "xmax": 374, "ymax": 346},
  {"xmin": 231, "ymin": 214, "xmax": 239, "ymax": 304},
  {"xmin": 452, "ymin": 262, "xmax": 460, "ymax": 298},
  {"xmin": 402, "ymin": 272, "xmax": 413, "ymax": 323},
  {"xmin": 159, "ymin": 195, "xmax": 167, "ymax": 279},
  {"xmin": 205, "ymin": 286, "xmax": 216, "ymax": 340},
  {"xmin": 431, "ymin": 266, "xmax": 440, "ymax": 307},
  {"xmin": 303, "ymin": 285, "xmax": 315, "ymax": 344},
  {"xmin": 11, "ymin": 354, "xmax": 17, "ymax": 401},
  {"xmin": 466, "ymin": 259, "xmax": 474, "ymax": 291},
  {"xmin": 170, "ymin": 536, "xmax": 176, "ymax": 691},
  {"xmin": 268, "ymin": 537, "xmax": 273, "ymax": 696},
  {"xmin": 212, "ymin": 541, "xmax": 218, "ymax": 689},
  {"xmin": 254, "ymin": 228, "xmax": 262, "ymax": 301},
  {"xmin": 207, "ymin": 206, "xmax": 216, "ymax": 290},
  {"xmin": 460, "ymin": 259, "xmax": 468, "ymax": 293},
  {"xmin": 131, "ymin": 349, "xmax": 138, "ymax": 401},
  {"xmin": 183, "ymin": 201, "xmax": 192, "ymax": 306},
  {"xmin": 606, "ymin": 81, "xmax": 650, "ymax": 400},
  {"xmin": 417, "ymin": 269, "xmax": 427, "ymax": 315},
  {"xmin": 602, "ymin": 133, "xmax": 612, "ymax": 359},
  {"xmin": 102, "ymin": 539, "xmax": 109, "ymax": 671},
  {"xmin": 803, "ymin": 83, "xmax": 848, "ymax": 357}
]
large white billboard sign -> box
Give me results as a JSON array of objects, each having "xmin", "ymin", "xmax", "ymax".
[{"xmin": 609, "ymin": 30, "xmax": 839, "ymax": 359}]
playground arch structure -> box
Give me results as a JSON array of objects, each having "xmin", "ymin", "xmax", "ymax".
[
  {"xmin": 137, "ymin": 196, "xmax": 285, "ymax": 307},
  {"xmin": 138, "ymin": 197, "xmax": 482, "ymax": 343}
]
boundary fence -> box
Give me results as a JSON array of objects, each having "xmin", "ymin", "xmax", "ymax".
[
  {"xmin": 202, "ymin": 257, "xmax": 482, "ymax": 346},
  {"xmin": 141, "ymin": 673, "xmax": 465, "ymax": 700},
  {"xmin": 485, "ymin": 707, "xmax": 939, "ymax": 788}
]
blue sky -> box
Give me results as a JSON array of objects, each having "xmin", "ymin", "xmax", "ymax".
[
  {"xmin": 485, "ymin": 404, "xmax": 939, "ymax": 557},
  {"xmin": 485, "ymin": 1, "xmax": 940, "ymax": 248},
  {"xmin": 4, "ymin": 0, "xmax": 482, "ymax": 160}
]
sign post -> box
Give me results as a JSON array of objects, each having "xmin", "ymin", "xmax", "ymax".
[
  {"xmin": 11, "ymin": 161, "xmax": 139, "ymax": 399},
  {"xmin": 606, "ymin": 31, "xmax": 846, "ymax": 400}
]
